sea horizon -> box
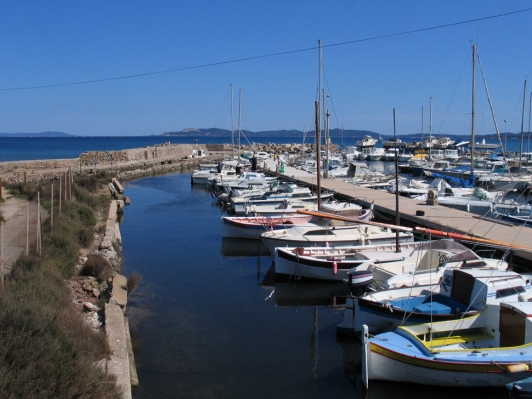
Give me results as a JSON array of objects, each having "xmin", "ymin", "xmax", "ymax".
[{"xmin": 0, "ymin": 135, "xmax": 527, "ymax": 163}]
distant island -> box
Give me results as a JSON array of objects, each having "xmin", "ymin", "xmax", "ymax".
[
  {"xmin": 162, "ymin": 127, "xmax": 526, "ymax": 141},
  {"xmin": 0, "ymin": 128, "xmax": 527, "ymax": 141},
  {"xmin": 0, "ymin": 131, "xmax": 74, "ymax": 137}
]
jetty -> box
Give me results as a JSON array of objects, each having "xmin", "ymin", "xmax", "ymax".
[{"xmin": 261, "ymin": 158, "xmax": 532, "ymax": 265}]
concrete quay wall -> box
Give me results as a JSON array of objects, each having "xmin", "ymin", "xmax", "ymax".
[{"xmin": 0, "ymin": 144, "xmax": 208, "ymax": 183}]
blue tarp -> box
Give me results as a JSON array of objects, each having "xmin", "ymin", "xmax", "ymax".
[{"xmin": 430, "ymin": 172, "xmax": 476, "ymax": 188}]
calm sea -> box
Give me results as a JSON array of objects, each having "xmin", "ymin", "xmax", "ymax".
[{"xmin": 0, "ymin": 135, "xmax": 526, "ymax": 162}]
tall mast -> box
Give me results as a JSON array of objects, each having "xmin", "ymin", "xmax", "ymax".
[
  {"xmin": 520, "ymin": 79, "xmax": 527, "ymax": 173},
  {"xmin": 421, "ymin": 105, "xmax": 424, "ymax": 151},
  {"xmin": 318, "ymin": 39, "xmax": 323, "ymax": 178},
  {"xmin": 238, "ymin": 88, "xmax": 242, "ymax": 159},
  {"xmin": 393, "ymin": 108, "xmax": 400, "ymax": 253},
  {"xmin": 429, "ymin": 97, "xmax": 433, "ymax": 159},
  {"xmin": 315, "ymin": 100, "xmax": 321, "ymax": 209},
  {"xmin": 526, "ymin": 92, "xmax": 532, "ymax": 155},
  {"xmin": 471, "ymin": 44, "xmax": 476, "ymax": 172},
  {"xmin": 230, "ymin": 84, "xmax": 234, "ymax": 159}
]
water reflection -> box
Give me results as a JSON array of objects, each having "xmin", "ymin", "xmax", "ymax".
[{"xmin": 220, "ymin": 237, "xmax": 270, "ymax": 257}]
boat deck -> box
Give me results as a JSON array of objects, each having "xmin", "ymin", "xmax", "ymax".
[{"xmin": 260, "ymin": 158, "xmax": 532, "ymax": 260}]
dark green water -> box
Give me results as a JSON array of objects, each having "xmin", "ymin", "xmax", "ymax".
[{"xmin": 120, "ymin": 172, "xmax": 507, "ymax": 399}]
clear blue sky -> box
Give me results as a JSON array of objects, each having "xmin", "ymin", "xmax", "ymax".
[{"xmin": 1, "ymin": 1, "xmax": 532, "ymax": 136}]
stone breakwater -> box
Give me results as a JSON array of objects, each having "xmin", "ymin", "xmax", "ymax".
[
  {"xmin": 0, "ymin": 144, "xmax": 208, "ymax": 183},
  {"xmin": 0, "ymin": 142, "xmax": 341, "ymax": 184}
]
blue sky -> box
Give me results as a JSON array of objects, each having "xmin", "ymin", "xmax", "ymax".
[{"xmin": 1, "ymin": 1, "xmax": 532, "ymax": 136}]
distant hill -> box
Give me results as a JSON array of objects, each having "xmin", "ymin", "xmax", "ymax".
[
  {"xmin": 162, "ymin": 128, "xmax": 381, "ymax": 137},
  {"xmin": 0, "ymin": 131, "xmax": 74, "ymax": 137}
]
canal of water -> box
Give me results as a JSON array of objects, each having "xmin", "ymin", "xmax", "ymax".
[{"xmin": 121, "ymin": 172, "xmax": 508, "ymax": 399}]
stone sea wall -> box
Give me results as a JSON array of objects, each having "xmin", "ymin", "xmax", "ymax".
[{"xmin": 0, "ymin": 144, "xmax": 208, "ymax": 183}]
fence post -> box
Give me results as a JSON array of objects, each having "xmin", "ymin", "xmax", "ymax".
[
  {"xmin": 37, "ymin": 192, "xmax": 41, "ymax": 255},
  {"xmin": 26, "ymin": 202, "xmax": 29, "ymax": 256},
  {"xmin": 51, "ymin": 182, "xmax": 53, "ymax": 228},
  {"xmin": 59, "ymin": 176, "xmax": 62, "ymax": 213}
]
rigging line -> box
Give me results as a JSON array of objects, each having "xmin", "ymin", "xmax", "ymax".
[{"xmin": 2, "ymin": 7, "xmax": 531, "ymax": 92}]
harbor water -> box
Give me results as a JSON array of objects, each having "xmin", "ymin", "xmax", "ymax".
[{"xmin": 121, "ymin": 172, "xmax": 508, "ymax": 399}]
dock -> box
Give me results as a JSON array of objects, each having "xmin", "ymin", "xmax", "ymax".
[{"xmin": 261, "ymin": 158, "xmax": 532, "ymax": 263}]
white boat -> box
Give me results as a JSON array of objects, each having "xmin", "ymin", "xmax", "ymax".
[
  {"xmin": 362, "ymin": 300, "xmax": 532, "ymax": 388},
  {"xmin": 384, "ymin": 148, "xmax": 399, "ymax": 162},
  {"xmin": 338, "ymin": 249, "xmax": 513, "ymax": 336},
  {"xmin": 356, "ymin": 135, "xmax": 378, "ymax": 148},
  {"xmin": 444, "ymin": 148, "xmax": 461, "ymax": 161},
  {"xmin": 229, "ymin": 184, "xmax": 334, "ymax": 215},
  {"xmin": 273, "ymin": 239, "xmax": 426, "ymax": 282},
  {"xmin": 382, "ymin": 138, "xmax": 403, "ymax": 149},
  {"xmin": 392, "ymin": 177, "xmax": 474, "ymax": 198},
  {"xmin": 191, "ymin": 167, "xmax": 237, "ymax": 185},
  {"xmin": 264, "ymin": 216, "xmax": 413, "ymax": 258},
  {"xmin": 367, "ymin": 147, "xmax": 385, "ymax": 161},
  {"xmin": 221, "ymin": 201, "xmax": 368, "ymax": 240},
  {"xmin": 207, "ymin": 171, "xmax": 276, "ymax": 189},
  {"xmin": 433, "ymin": 136, "xmax": 456, "ymax": 149},
  {"xmin": 415, "ymin": 186, "xmax": 532, "ymax": 212}
]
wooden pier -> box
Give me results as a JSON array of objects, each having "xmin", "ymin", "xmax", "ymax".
[{"xmin": 261, "ymin": 159, "xmax": 532, "ymax": 264}]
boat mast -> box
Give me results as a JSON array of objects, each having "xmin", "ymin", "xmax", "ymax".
[
  {"xmin": 238, "ymin": 88, "xmax": 242, "ymax": 160},
  {"xmin": 471, "ymin": 44, "xmax": 476, "ymax": 172},
  {"xmin": 315, "ymin": 100, "xmax": 321, "ymax": 209},
  {"xmin": 393, "ymin": 108, "xmax": 400, "ymax": 252},
  {"xmin": 231, "ymin": 84, "xmax": 234, "ymax": 159},
  {"xmin": 526, "ymin": 92, "xmax": 532, "ymax": 156},
  {"xmin": 421, "ymin": 105, "xmax": 424, "ymax": 153},
  {"xmin": 324, "ymin": 89, "xmax": 329, "ymax": 178},
  {"xmin": 520, "ymin": 79, "xmax": 527, "ymax": 174},
  {"xmin": 316, "ymin": 39, "xmax": 322, "ymax": 207},
  {"xmin": 429, "ymin": 97, "xmax": 433, "ymax": 160}
]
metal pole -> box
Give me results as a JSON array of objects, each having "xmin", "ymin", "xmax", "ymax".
[
  {"xmin": 471, "ymin": 44, "xmax": 476, "ymax": 172},
  {"xmin": 315, "ymin": 100, "xmax": 321, "ymax": 209},
  {"xmin": 394, "ymin": 109, "xmax": 400, "ymax": 252},
  {"xmin": 520, "ymin": 80, "xmax": 527, "ymax": 174}
]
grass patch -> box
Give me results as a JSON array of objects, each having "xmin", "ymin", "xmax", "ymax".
[{"xmin": 0, "ymin": 179, "xmax": 123, "ymax": 398}]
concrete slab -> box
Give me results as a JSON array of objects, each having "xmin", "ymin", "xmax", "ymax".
[{"xmin": 105, "ymin": 303, "xmax": 132, "ymax": 399}]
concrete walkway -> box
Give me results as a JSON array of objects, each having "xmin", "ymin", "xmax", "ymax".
[{"xmin": 261, "ymin": 158, "xmax": 532, "ymax": 258}]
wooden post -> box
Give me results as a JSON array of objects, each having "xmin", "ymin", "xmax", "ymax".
[
  {"xmin": 26, "ymin": 202, "xmax": 29, "ymax": 256},
  {"xmin": 50, "ymin": 182, "xmax": 53, "ymax": 228},
  {"xmin": 59, "ymin": 177, "xmax": 62, "ymax": 213},
  {"xmin": 37, "ymin": 192, "xmax": 41, "ymax": 255}
]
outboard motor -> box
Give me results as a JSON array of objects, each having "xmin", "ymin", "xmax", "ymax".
[{"xmin": 348, "ymin": 270, "xmax": 374, "ymax": 297}]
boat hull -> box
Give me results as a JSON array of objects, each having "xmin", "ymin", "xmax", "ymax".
[{"xmin": 365, "ymin": 338, "xmax": 532, "ymax": 387}]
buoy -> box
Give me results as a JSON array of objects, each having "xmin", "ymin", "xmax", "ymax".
[
  {"xmin": 333, "ymin": 261, "xmax": 338, "ymax": 275},
  {"xmin": 507, "ymin": 364, "xmax": 529, "ymax": 373}
]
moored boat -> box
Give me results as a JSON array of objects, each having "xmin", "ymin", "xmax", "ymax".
[{"xmin": 362, "ymin": 301, "xmax": 532, "ymax": 388}]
